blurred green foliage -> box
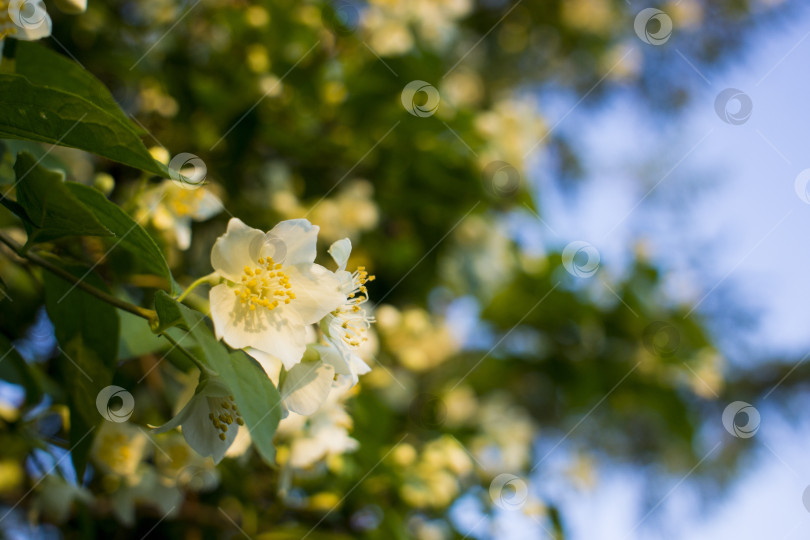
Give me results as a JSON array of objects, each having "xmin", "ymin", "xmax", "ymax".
[{"xmin": 0, "ymin": 0, "xmax": 803, "ymax": 538}]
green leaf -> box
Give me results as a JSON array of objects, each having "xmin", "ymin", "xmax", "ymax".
[
  {"xmin": 43, "ymin": 267, "xmax": 119, "ymax": 478},
  {"xmin": 14, "ymin": 42, "xmax": 146, "ymax": 137},
  {"xmin": 11, "ymin": 152, "xmax": 112, "ymax": 243},
  {"xmin": 118, "ymin": 309, "xmax": 167, "ymax": 359},
  {"xmin": 152, "ymin": 292, "xmax": 184, "ymax": 334},
  {"xmin": 65, "ymin": 182, "xmax": 176, "ymax": 292},
  {"xmin": 0, "ymin": 333, "xmax": 43, "ymax": 405},
  {"xmin": 0, "ymin": 195, "xmax": 31, "ymax": 227},
  {"xmin": 154, "ymin": 291, "xmax": 282, "ymax": 465},
  {"xmin": 0, "ymin": 74, "xmax": 166, "ymax": 177},
  {"xmin": 68, "ymin": 405, "xmax": 96, "ymax": 484},
  {"xmin": 224, "ymin": 349, "xmax": 282, "ymax": 465},
  {"xmin": 2, "ymin": 138, "xmax": 69, "ymax": 173}
]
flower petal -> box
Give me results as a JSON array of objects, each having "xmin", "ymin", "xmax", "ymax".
[
  {"xmin": 245, "ymin": 348, "xmax": 283, "ymax": 384},
  {"xmin": 208, "ymin": 284, "xmax": 237, "ymax": 342},
  {"xmin": 180, "ymin": 399, "xmax": 237, "ymax": 464},
  {"xmin": 267, "ymin": 219, "xmax": 319, "ymax": 265},
  {"xmin": 351, "ymin": 355, "xmax": 372, "ymax": 376},
  {"xmin": 321, "ymin": 339, "xmax": 371, "ymax": 386},
  {"xmin": 174, "ymin": 219, "xmax": 192, "ymax": 251},
  {"xmin": 315, "ymin": 343, "xmax": 351, "ymax": 377},
  {"xmin": 210, "ymin": 284, "xmax": 308, "ymax": 370},
  {"xmin": 287, "ymin": 264, "xmax": 345, "ymax": 325},
  {"xmin": 150, "ymin": 200, "xmax": 176, "ymax": 231},
  {"xmin": 210, "ymin": 218, "xmax": 264, "ymax": 282},
  {"xmin": 289, "ymin": 437, "xmax": 328, "ymax": 468},
  {"xmin": 328, "ymin": 238, "xmax": 352, "ymax": 272},
  {"xmin": 13, "ymin": 1, "xmax": 52, "ymax": 41},
  {"xmin": 190, "ymin": 189, "xmax": 223, "ymax": 221},
  {"xmin": 281, "ymin": 361, "xmax": 335, "ymax": 416},
  {"xmin": 152, "ymin": 395, "xmax": 198, "ymax": 434}
]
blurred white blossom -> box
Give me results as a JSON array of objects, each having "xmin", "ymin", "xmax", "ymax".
[
  {"xmin": 376, "ymin": 305, "xmax": 458, "ymax": 372},
  {"xmin": 276, "ymin": 380, "xmax": 359, "ymax": 469},
  {"xmin": 0, "ymin": 0, "xmax": 51, "ymax": 42},
  {"xmin": 137, "ymin": 180, "xmax": 223, "ymax": 250}
]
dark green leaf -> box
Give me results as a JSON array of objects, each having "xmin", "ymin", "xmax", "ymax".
[
  {"xmin": 12, "ymin": 152, "xmax": 112, "ymax": 243},
  {"xmin": 68, "ymin": 402, "xmax": 96, "ymax": 483},
  {"xmin": 118, "ymin": 309, "xmax": 167, "ymax": 359},
  {"xmin": 154, "ymin": 291, "xmax": 282, "ymax": 465},
  {"xmin": 14, "ymin": 42, "xmax": 146, "ymax": 137},
  {"xmin": 0, "ymin": 74, "xmax": 166, "ymax": 177},
  {"xmin": 224, "ymin": 349, "xmax": 282, "ymax": 466},
  {"xmin": 43, "ymin": 267, "xmax": 119, "ymax": 477},
  {"xmin": 0, "ymin": 195, "xmax": 31, "ymax": 226},
  {"xmin": 2, "ymin": 138, "xmax": 69, "ymax": 172},
  {"xmin": 65, "ymin": 182, "xmax": 176, "ymax": 292}
]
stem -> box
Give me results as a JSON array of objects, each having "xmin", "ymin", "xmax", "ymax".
[
  {"xmin": 0, "ymin": 39, "xmax": 16, "ymax": 73},
  {"xmin": 176, "ymin": 272, "xmax": 217, "ymax": 303},
  {"xmin": 0, "ymin": 232, "xmax": 157, "ymax": 322},
  {"xmin": 161, "ymin": 332, "xmax": 208, "ymax": 374}
]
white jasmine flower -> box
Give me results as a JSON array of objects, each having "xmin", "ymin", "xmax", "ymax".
[
  {"xmin": 320, "ymin": 238, "xmax": 375, "ymax": 385},
  {"xmin": 152, "ymin": 376, "xmax": 243, "ymax": 464},
  {"xmin": 1, "ymin": 0, "xmax": 51, "ymax": 42},
  {"xmin": 138, "ymin": 180, "xmax": 222, "ymax": 250},
  {"xmin": 208, "ymin": 218, "xmax": 344, "ymax": 372}
]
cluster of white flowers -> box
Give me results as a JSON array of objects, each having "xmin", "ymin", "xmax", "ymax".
[
  {"xmin": 155, "ymin": 218, "xmax": 376, "ymax": 466},
  {"xmin": 0, "ymin": 0, "xmax": 86, "ymax": 44}
]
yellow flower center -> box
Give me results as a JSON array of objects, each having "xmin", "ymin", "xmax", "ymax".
[
  {"xmin": 96, "ymin": 433, "xmax": 133, "ymax": 472},
  {"xmin": 233, "ymin": 257, "xmax": 296, "ymax": 312},
  {"xmin": 208, "ymin": 394, "xmax": 244, "ymax": 441},
  {"xmin": 168, "ymin": 187, "xmax": 206, "ymax": 217}
]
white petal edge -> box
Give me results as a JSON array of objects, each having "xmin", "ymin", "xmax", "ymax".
[
  {"xmin": 245, "ymin": 348, "xmax": 283, "ymax": 385},
  {"xmin": 286, "ymin": 264, "xmax": 345, "ymax": 325},
  {"xmin": 266, "ymin": 219, "xmax": 319, "ymax": 266},
  {"xmin": 174, "ymin": 219, "xmax": 192, "ymax": 251},
  {"xmin": 328, "ymin": 238, "xmax": 352, "ymax": 272},
  {"xmin": 210, "ymin": 218, "xmax": 264, "ymax": 282},
  {"xmin": 281, "ymin": 361, "xmax": 335, "ymax": 416},
  {"xmin": 191, "ymin": 189, "xmax": 223, "ymax": 221}
]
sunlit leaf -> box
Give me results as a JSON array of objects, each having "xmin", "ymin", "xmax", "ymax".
[
  {"xmin": 14, "ymin": 42, "xmax": 147, "ymax": 137},
  {"xmin": 0, "ymin": 74, "xmax": 166, "ymax": 177}
]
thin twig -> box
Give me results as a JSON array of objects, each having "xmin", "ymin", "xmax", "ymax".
[{"xmin": 0, "ymin": 231, "xmax": 157, "ymax": 321}]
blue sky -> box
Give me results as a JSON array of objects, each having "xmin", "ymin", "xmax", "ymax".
[{"xmin": 521, "ymin": 5, "xmax": 810, "ymax": 539}]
